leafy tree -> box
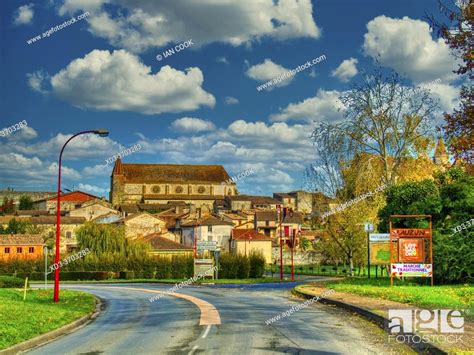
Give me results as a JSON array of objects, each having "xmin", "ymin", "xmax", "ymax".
[
  {"xmin": 18, "ymin": 195, "xmax": 33, "ymax": 210},
  {"xmin": 0, "ymin": 218, "xmax": 30, "ymax": 234},
  {"xmin": 428, "ymin": 0, "xmax": 473, "ymax": 171},
  {"xmin": 75, "ymin": 222, "xmax": 150, "ymax": 259},
  {"xmin": 378, "ymin": 180, "xmax": 442, "ymax": 231}
]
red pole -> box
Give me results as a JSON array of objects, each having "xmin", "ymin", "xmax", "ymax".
[
  {"xmin": 279, "ymin": 205, "xmax": 283, "ymax": 280},
  {"xmin": 291, "ymin": 230, "xmax": 295, "ymax": 281},
  {"xmin": 53, "ymin": 130, "xmax": 107, "ymax": 303}
]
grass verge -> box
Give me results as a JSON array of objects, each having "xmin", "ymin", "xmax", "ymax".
[
  {"xmin": 0, "ymin": 288, "xmax": 96, "ymax": 350},
  {"xmin": 313, "ymin": 278, "xmax": 473, "ymax": 314}
]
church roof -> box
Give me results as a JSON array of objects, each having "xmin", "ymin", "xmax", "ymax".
[{"xmin": 112, "ymin": 159, "xmax": 231, "ymax": 184}]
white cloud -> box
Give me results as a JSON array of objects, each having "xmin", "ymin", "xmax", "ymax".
[
  {"xmin": 30, "ymin": 49, "xmax": 215, "ymax": 115},
  {"xmin": 270, "ymin": 89, "xmax": 345, "ymax": 123},
  {"xmin": 0, "ymin": 153, "xmax": 80, "ymax": 187},
  {"xmin": 77, "ymin": 183, "xmax": 109, "ymax": 196},
  {"xmin": 331, "ymin": 58, "xmax": 358, "ymax": 82},
  {"xmin": 216, "ymin": 57, "xmax": 229, "ymax": 65},
  {"xmin": 246, "ymin": 59, "xmax": 293, "ymax": 88},
  {"xmin": 363, "ymin": 16, "xmax": 459, "ymax": 83},
  {"xmin": 57, "ymin": 0, "xmax": 320, "ymax": 53},
  {"xmin": 13, "ymin": 4, "xmax": 34, "ymax": 25},
  {"xmin": 171, "ymin": 117, "xmax": 216, "ymax": 133},
  {"xmin": 27, "ymin": 71, "xmax": 50, "ymax": 94},
  {"xmin": 224, "ymin": 96, "xmax": 239, "ymax": 105},
  {"xmin": 3, "ymin": 126, "xmax": 38, "ymax": 141}
]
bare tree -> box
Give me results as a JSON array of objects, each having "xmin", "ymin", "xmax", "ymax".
[{"xmin": 337, "ymin": 69, "xmax": 439, "ymax": 185}]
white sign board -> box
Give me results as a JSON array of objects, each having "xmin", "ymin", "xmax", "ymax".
[
  {"xmin": 197, "ymin": 240, "xmax": 218, "ymax": 251},
  {"xmin": 369, "ymin": 233, "xmax": 390, "ymax": 242},
  {"xmin": 391, "ymin": 263, "xmax": 432, "ymax": 277}
]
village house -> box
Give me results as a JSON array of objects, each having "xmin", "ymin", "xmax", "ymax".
[
  {"xmin": 254, "ymin": 210, "xmax": 278, "ymax": 238},
  {"xmin": 0, "ymin": 234, "xmax": 44, "ymax": 261},
  {"xmin": 32, "ymin": 191, "xmax": 101, "ymax": 213},
  {"xmin": 221, "ymin": 212, "xmax": 253, "ymax": 229},
  {"xmin": 68, "ymin": 200, "xmax": 120, "ymax": 221},
  {"xmin": 138, "ymin": 234, "xmax": 193, "ymax": 258},
  {"xmin": 231, "ymin": 229, "xmax": 272, "ymax": 264},
  {"xmin": 180, "ymin": 215, "xmax": 233, "ymax": 252},
  {"xmin": 224, "ymin": 195, "xmax": 280, "ymax": 210},
  {"xmin": 113, "ymin": 212, "xmax": 168, "ymax": 240},
  {"xmin": 273, "ymin": 193, "xmax": 297, "ymax": 209},
  {"xmin": 109, "ymin": 159, "xmax": 237, "ymax": 211}
]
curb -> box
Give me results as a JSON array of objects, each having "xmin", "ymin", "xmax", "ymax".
[
  {"xmin": 0, "ymin": 296, "xmax": 104, "ymax": 355},
  {"xmin": 294, "ymin": 287, "xmax": 446, "ymax": 355}
]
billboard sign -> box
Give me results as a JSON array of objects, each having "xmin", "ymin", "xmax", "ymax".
[{"xmin": 391, "ymin": 263, "xmax": 432, "ymax": 277}]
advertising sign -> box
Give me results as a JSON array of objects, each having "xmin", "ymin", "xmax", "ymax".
[
  {"xmin": 392, "ymin": 229, "xmax": 431, "ymax": 238},
  {"xmin": 399, "ymin": 239, "xmax": 424, "ymax": 263},
  {"xmin": 370, "ymin": 242, "xmax": 391, "ymax": 265},
  {"xmin": 391, "ymin": 263, "xmax": 432, "ymax": 277},
  {"xmin": 194, "ymin": 258, "xmax": 214, "ymax": 278}
]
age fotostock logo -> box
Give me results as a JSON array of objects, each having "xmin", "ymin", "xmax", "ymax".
[{"xmin": 388, "ymin": 309, "xmax": 464, "ymax": 344}]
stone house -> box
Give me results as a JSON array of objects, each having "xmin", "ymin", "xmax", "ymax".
[
  {"xmin": 224, "ymin": 195, "xmax": 280, "ymax": 210},
  {"xmin": 114, "ymin": 212, "xmax": 168, "ymax": 240},
  {"xmin": 0, "ymin": 234, "xmax": 44, "ymax": 261},
  {"xmin": 254, "ymin": 210, "xmax": 278, "ymax": 238},
  {"xmin": 273, "ymin": 193, "xmax": 297, "ymax": 209},
  {"xmin": 32, "ymin": 191, "xmax": 100, "ymax": 214},
  {"xmin": 68, "ymin": 200, "xmax": 120, "ymax": 221},
  {"xmin": 180, "ymin": 215, "xmax": 233, "ymax": 252}
]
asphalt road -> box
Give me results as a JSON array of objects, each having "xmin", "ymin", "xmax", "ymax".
[{"xmin": 28, "ymin": 283, "xmax": 411, "ymax": 355}]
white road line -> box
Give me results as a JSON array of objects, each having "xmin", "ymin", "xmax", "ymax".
[
  {"xmin": 188, "ymin": 345, "xmax": 199, "ymax": 355},
  {"xmin": 202, "ymin": 324, "xmax": 211, "ymax": 338}
]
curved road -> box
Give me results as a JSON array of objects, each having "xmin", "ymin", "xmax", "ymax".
[{"xmin": 28, "ymin": 283, "xmax": 411, "ymax": 354}]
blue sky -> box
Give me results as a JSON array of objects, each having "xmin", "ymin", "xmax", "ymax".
[{"xmin": 0, "ymin": 0, "xmax": 462, "ymax": 197}]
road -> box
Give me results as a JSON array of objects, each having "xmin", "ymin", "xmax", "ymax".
[{"xmin": 28, "ymin": 283, "xmax": 411, "ymax": 354}]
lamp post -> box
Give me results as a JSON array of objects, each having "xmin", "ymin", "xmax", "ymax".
[{"xmin": 53, "ymin": 129, "xmax": 109, "ymax": 303}]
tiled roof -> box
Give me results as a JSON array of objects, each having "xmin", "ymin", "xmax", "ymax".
[
  {"xmin": 34, "ymin": 191, "xmax": 100, "ymax": 203},
  {"xmin": 273, "ymin": 193, "xmax": 294, "ymax": 199},
  {"xmin": 0, "ymin": 234, "xmax": 44, "ymax": 245},
  {"xmin": 226, "ymin": 195, "xmax": 280, "ymax": 204},
  {"xmin": 283, "ymin": 211, "xmax": 304, "ymax": 224},
  {"xmin": 181, "ymin": 215, "xmax": 233, "ymax": 227},
  {"xmin": 232, "ymin": 229, "xmax": 272, "ymax": 241},
  {"xmin": 139, "ymin": 234, "xmax": 193, "ymax": 250},
  {"xmin": 113, "ymin": 161, "xmax": 231, "ymax": 184},
  {"xmin": 33, "ymin": 216, "xmax": 86, "ymax": 225},
  {"xmin": 255, "ymin": 211, "xmax": 278, "ymax": 221},
  {"xmin": 119, "ymin": 204, "xmax": 140, "ymax": 213},
  {"xmin": 223, "ymin": 213, "xmax": 246, "ymax": 220},
  {"xmin": 15, "ymin": 210, "xmax": 51, "ymax": 216}
]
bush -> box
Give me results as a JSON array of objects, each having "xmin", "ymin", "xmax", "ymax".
[
  {"xmin": 249, "ymin": 253, "xmax": 265, "ymax": 278},
  {"xmin": 59, "ymin": 271, "xmax": 117, "ymax": 280},
  {"xmin": 236, "ymin": 255, "xmax": 250, "ymax": 279},
  {"xmin": 0, "ymin": 275, "xmax": 27, "ymax": 288}
]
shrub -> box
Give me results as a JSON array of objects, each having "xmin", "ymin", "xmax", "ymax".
[
  {"xmin": 0, "ymin": 275, "xmax": 27, "ymax": 288},
  {"xmin": 236, "ymin": 255, "xmax": 250, "ymax": 279},
  {"xmin": 249, "ymin": 253, "xmax": 265, "ymax": 278}
]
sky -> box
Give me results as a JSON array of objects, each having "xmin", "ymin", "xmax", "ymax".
[{"xmin": 0, "ymin": 0, "xmax": 464, "ymax": 198}]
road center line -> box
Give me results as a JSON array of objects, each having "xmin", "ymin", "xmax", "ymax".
[
  {"xmin": 201, "ymin": 325, "xmax": 212, "ymax": 338},
  {"xmin": 80, "ymin": 285, "xmax": 221, "ymax": 326},
  {"xmin": 188, "ymin": 345, "xmax": 199, "ymax": 355}
]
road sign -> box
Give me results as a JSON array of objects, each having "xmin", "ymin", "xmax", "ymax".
[
  {"xmin": 197, "ymin": 240, "xmax": 218, "ymax": 251},
  {"xmin": 364, "ymin": 223, "xmax": 374, "ymax": 232},
  {"xmin": 369, "ymin": 233, "xmax": 390, "ymax": 242}
]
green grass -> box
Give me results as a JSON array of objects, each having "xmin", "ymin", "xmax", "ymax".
[
  {"xmin": 266, "ymin": 264, "xmax": 388, "ymax": 277},
  {"xmin": 316, "ymin": 278, "xmax": 474, "ymax": 314},
  {"xmin": 31, "ymin": 277, "xmax": 289, "ymax": 285},
  {"xmin": 0, "ymin": 288, "xmax": 96, "ymax": 350}
]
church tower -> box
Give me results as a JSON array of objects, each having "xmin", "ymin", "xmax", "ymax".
[
  {"xmin": 433, "ymin": 137, "xmax": 449, "ymax": 167},
  {"xmin": 110, "ymin": 158, "xmax": 124, "ymax": 207}
]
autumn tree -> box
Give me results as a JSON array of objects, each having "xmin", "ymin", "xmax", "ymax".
[{"xmin": 428, "ymin": 0, "xmax": 473, "ymax": 171}]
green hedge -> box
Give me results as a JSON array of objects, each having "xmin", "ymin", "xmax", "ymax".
[
  {"xmin": 0, "ymin": 253, "xmax": 266, "ymax": 280},
  {"xmin": 0, "ymin": 275, "xmax": 27, "ymax": 288}
]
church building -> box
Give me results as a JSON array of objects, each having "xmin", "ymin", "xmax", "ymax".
[{"xmin": 110, "ymin": 159, "xmax": 237, "ymax": 210}]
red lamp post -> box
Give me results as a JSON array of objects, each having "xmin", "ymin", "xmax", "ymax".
[{"xmin": 53, "ymin": 129, "xmax": 109, "ymax": 303}]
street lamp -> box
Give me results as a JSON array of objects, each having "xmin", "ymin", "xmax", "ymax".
[{"xmin": 53, "ymin": 129, "xmax": 109, "ymax": 303}]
